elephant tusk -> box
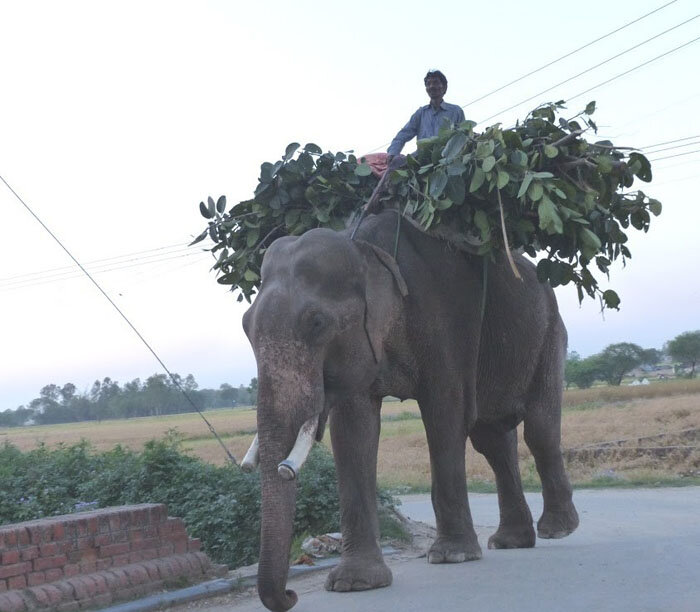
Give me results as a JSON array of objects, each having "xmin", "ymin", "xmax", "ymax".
[
  {"xmin": 278, "ymin": 416, "xmax": 319, "ymax": 481},
  {"xmin": 241, "ymin": 434, "xmax": 260, "ymax": 473}
]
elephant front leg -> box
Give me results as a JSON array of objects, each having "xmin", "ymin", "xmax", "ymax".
[
  {"xmin": 420, "ymin": 395, "xmax": 482, "ymax": 563},
  {"xmin": 325, "ymin": 394, "xmax": 392, "ymax": 592}
]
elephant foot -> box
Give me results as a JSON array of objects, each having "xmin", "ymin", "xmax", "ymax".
[
  {"xmin": 325, "ymin": 556, "xmax": 392, "ymax": 592},
  {"xmin": 537, "ymin": 503, "xmax": 579, "ymax": 539},
  {"xmin": 428, "ymin": 534, "xmax": 482, "ymax": 564},
  {"xmin": 487, "ymin": 523, "xmax": 536, "ymax": 549}
]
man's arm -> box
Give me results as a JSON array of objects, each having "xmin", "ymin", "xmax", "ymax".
[
  {"xmin": 387, "ymin": 108, "xmax": 421, "ymax": 156},
  {"xmin": 455, "ymin": 105, "xmax": 465, "ymax": 125}
]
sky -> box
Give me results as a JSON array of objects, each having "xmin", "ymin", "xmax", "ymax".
[{"xmin": 1, "ymin": 0, "xmax": 698, "ymax": 410}]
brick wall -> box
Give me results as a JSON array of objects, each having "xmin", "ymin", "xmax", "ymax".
[{"xmin": 0, "ymin": 504, "xmax": 226, "ymax": 611}]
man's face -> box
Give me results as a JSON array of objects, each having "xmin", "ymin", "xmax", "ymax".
[{"xmin": 425, "ymin": 76, "xmax": 446, "ymax": 102}]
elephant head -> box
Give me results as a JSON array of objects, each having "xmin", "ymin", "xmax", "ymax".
[{"xmin": 241, "ymin": 228, "xmax": 407, "ymax": 612}]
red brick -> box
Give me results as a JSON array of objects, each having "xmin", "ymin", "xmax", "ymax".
[
  {"xmin": 90, "ymin": 574, "xmax": 108, "ymax": 595},
  {"xmin": 52, "ymin": 580, "xmax": 76, "ymax": 601},
  {"xmin": 0, "ymin": 563, "xmax": 31, "ymax": 580},
  {"xmin": 78, "ymin": 561, "xmax": 96, "ymax": 574},
  {"xmin": 105, "ymin": 569, "xmax": 129, "ymax": 589},
  {"xmin": 38, "ymin": 542, "xmax": 60, "ymax": 557},
  {"xmin": 0, "ymin": 551, "xmax": 20, "ymax": 565},
  {"xmin": 6, "ymin": 575, "xmax": 26, "ymax": 590},
  {"xmin": 112, "ymin": 531, "xmax": 129, "ymax": 544},
  {"xmin": 93, "ymin": 534, "xmax": 111, "ymax": 547},
  {"xmin": 140, "ymin": 549, "xmax": 157, "ymax": 561},
  {"xmin": 20, "ymin": 547, "xmax": 39, "ymax": 563},
  {"xmin": 56, "ymin": 603, "xmax": 79, "ymax": 612},
  {"xmin": 108, "ymin": 516, "xmax": 120, "ymax": 531},
  {"xmin": 1, "ymin": 530, "xmax": 17, "ymax": 548},
  {"xmin": 62, "ymin": 564, "xmax": 80, "ymax": 578},
  {"xmin": 193, "ymin": 552, "xmax": 211, "ymax": 572},
  {"xmin": 0, "ymin": 581, "xmax": 6, "ymax": 593},
  {"xmin": 130, "ymin": 537, "xmax": 159, "ymax": 552},
  {"xmin": 157, "ymin": 544, "xmax": 174, "ymax": 557},
  {"xmin": 123, "ymin": 565, "xmax": 149, "ymax": 586},
  {"xmin": 112, "ymin": 554, "xmax": 129, "ymax": 567},
  {"xmin": 33, "ymin": 555, "xmax": 67, "ymax": 571},
  {"xmin": 26, "ymin": 585, "xmax": 62, "ymax": 608},
  {"xmin": 28, "ymin": 525, "xmax": 50, "ymax": 545},
  {"xmin": 96, "ymin": 559, "xmax": 112, "ymax": 571},
  {"xmin": 99, "ymin": 543, "xmax": 129, "ymax": 558},
  {"xmin": 45, "ymin": 568, "xmax": 63, "ymax": 582},
  {"xmin": 87, "ymin": 518, "xmax": 98, "ymax": 536},
  {"xmin": 139, "ymin": 561, "xmax": 160, "ymax": 581},
  {"xmin": 52, "ymin": 523, "xmax": 65, "ymax": 540},
  {"xmin": 0, "ymin": 591, "xmax": 27, "ymax": 612},
  {"xmin": 27, "ymin": 573, "xmax": 45, "ymax": 587},
  {"xmin": 16, "ymin": 530, "xmax": 29, "ymax": 548}
]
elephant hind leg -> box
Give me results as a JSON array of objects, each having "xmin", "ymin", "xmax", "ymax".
[
  {"xmin": 523, "ymin": 381, "xmax": 579, "ymax": 539},
  {"xmin": 470, "ymin": 423, "xmax": 535, "ymax": 549}
]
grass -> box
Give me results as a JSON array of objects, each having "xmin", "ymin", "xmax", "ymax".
[{"xmin": 2, "ymin": 382, "xmax": 698, "ymax": 493}]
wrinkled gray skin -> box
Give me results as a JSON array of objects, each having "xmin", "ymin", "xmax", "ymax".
[{"xmin": 242, "ymin": 211, "xmax": 579, "ymax": 612}]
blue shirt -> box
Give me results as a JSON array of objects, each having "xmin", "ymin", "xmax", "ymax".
[{"xmin": 387, "ymin": 101, "xmax": 466, "ymax": 155}]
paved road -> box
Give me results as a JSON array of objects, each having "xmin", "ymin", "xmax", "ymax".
[{"xmin": 203, "ymin": 487, "xmax": 700, "ymax": 612}]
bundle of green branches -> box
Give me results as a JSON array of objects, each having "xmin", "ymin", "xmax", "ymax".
[{"xmin": 194, "ymin": 101, "xmax": 661, "ymax": 308}]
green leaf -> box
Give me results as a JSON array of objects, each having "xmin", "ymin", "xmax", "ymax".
[
  {"xmin": 469, "ymin": 167, "xmax": 486, "ymax": 193},
  {"xmin": 429, "ymin": 170, "xmax": 448, "ymax": 198},
  {"xmin": 596, "ymin": 155, "xmax": 613, "ymax": 173},
  {"xmin": 442, "ymin": 132, "xmax": 469, "ymax": 160},
  {"xmin": 543, "ymin": 144, "xmax": 558, "ymax": 158},
  {"xmin": 602, "ymin": 289, "xmax": 620, "ymax": 309},
  {"xmin": 648, "ymin": 199, "xmax": 662, "ymax": 216},
  {"xmin": 354, "ymin": 163, "xmax": 373, "ymax": 177},
  {"xmin": 482, "ymin": 156, "xmax": 496, "ymax": 172},
  {"xmin": 216, "ymin": 195, "xmax": 227, "ymax": 214},
  {"xmin": 304, "ymin": 143, "xmax": 322, "ymax": 154},
  {"xmin": 473, "ymin": 210, "xmax": 491, "ymax": 241},
  {"xmin": 199, "ymin": 201, "xmax": 213, "ymax": 219},
  {"xmin": 628, "ymin": 152, "xmax": 652, "ymax": 182},
  {"xmin": 496, "ymin": 170, "xmax": 510, "ymax": 189},
  {"xmin": 585, "ymin": 100, "xmax": 596, "ymax": 115},
  {"xmin": 446, "ymin": 175, "xmax": 466, "ymax": 204},
  {"xmin": 283, "ymin": 143, "xmax": 300, "ymax": 161},
  {"xmin": 517, "ymin": 173, "xmax": 533, "ymax": 199},
  {"xmin": 243, "ymin": 269, "xmax": 260, "ymax": 282},
  {"xmin": 207, "ymin": 196, "xmax": 216, "ymax": 217},
  {"xmin": 528, "ymin": 182, "xmax": 544, "ymax": 202},
  {"xmin": 538, "ymin": 198, "xmax": 563, "ymax": 234},
  {"xmin": 536, "ymin": 259, "xmax": 551, "ymax": 283}
]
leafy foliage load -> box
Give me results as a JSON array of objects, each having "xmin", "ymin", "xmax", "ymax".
[
  {"xmin": 0, "ymin": 434, "xmax": 399, "ymax": 568},
  {"xmin": 195, "ymin": 102, "xmax": 661, "ymax": 308}
]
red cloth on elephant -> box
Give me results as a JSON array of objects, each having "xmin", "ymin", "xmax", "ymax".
[{"xmin": 361, "ymin": 152, "xmax": 390, "ymax": 178}]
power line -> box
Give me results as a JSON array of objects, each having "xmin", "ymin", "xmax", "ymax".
[
  {"xmin": 0, "ymin": 251, "xmax": 210, "ymax": 292},
  {"xmin": 567, "ymin": 35, "xmax": 700, "ymax": 102},
  {"xmin": 643, "ymin": 140, "xmax": 700, "ymax": 155},
  {"xmin": 0, "ymin": 242, "xmax": 192, "ymax": 282},
  {"xmin": 459, "ymin": 0, "xmax": 681, "ymax": 111},
  {"xmin": 648, "ymin": 148, "xmax": 700, "ymax": 162},
  {"xmin": 641, "ymin": 134, "xmax": 700, "ymax": 149},
  {"xmin": 0, "ymin": 247, "xmax": 203, "ymax": 287},
  {"xmin": 366, "ymin": 0, "xmax": 681, "ymax": 153},
  {"xmin": 0, "ymin": 173, "xmax": 237, "ymax": 465},
  {"xmin": 478, "ymin": 13, "xmax": 700, "ymax": 124}
]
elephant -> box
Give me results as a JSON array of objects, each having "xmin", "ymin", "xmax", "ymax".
[{"xmin": 240, "ymin": 209, "xmax": 579, "ymax": 612}]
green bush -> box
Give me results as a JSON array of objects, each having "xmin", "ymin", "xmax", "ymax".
[{"xmin": 0, "ymin": 433, "xmax": 402, "ymax": 568}]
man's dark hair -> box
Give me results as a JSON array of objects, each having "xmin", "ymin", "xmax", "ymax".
[{"xmin": 424, "ymin": 69, "xmax": 447, "ymax": 87}]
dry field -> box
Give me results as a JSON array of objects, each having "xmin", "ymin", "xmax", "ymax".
[{"xmin": 2, "ymin": 379, "xmax": 698, "ymax": 491}]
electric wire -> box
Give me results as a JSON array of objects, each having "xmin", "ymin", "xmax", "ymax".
[
  {"xmin": 648, "ymin": 148, "xmax": 700, "ymax": 162},
  {"xmin": 566, "ymin": 35, "xmax": 700, "ymax": 102},
  {"xmin": 0, "ymin": 173, "xmax": 237, "ymax": 465},
  {"xmin": 365, "ymin": 0, "xmax": 682, "ymax": 153},
  {"xmin": 641, "ymin": 134, "xmax": 700, "ymax": 149},
  {"xmin": 0, "ymin": 242, "xmax": 192, "ymax": 282},
  {"xmin": 0, "ymin": 251, "xmax": 210, "ymax": 292},
  {"xmin": 458, "ymin": 0, "xmax": 681, "ymax": 111},
  {"xmin": 642, "ymin": 140, "xmax": 700, "ymax": 155},
  {"xmin": 478, "ymin": 13, "xmax": 700, "ymax": 125}
]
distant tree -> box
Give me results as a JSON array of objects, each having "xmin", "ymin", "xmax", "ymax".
[
  {"xmin": 566, "ymin": 353, "xmax": 602, "ymax": 389},
  {"xmin": 218, "ymin": 383, "xmax": 239, "ymax": 407},
  {"xmin": 248, "ymin": 377, "xmax": 258, "ymax": 406},
  {"xmin": 596, "ymin": 342, "xmax": 648, "ymax": 386},
  {"xmin": 666, "ymin": 330, "xmax": 700, "ymax": 377}
]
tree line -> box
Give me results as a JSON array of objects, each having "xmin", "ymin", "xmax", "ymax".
[
  {"xmin": 565, "ymin": 330, "xmax": 700, "ymax": 389},
  {"xmin": 0, "ymin": 374, "xmax": 259, "ymax": 427}
]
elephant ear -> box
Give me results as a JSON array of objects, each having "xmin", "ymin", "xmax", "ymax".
[{"xmin": 354, "ymin": 240, "xmax": 408, "ymax": 363}]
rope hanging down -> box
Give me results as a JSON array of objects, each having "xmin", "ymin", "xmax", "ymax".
[{"xmin": 0, "ymin": 173, "xmax": 238, "ymax": 466}]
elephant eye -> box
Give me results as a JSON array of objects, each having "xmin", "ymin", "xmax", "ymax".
[{"xmin": 300, "ymin": 310, "xmax": 333, "ymax": 342}]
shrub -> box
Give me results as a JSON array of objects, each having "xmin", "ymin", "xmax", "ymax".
[{"xmin": 0, "ymin": 433, "xmax": 402, "ymax": 568}]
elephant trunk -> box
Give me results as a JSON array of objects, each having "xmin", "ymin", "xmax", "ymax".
[{"xmin": 255, "ymin": 363, "xmax": 323, "ymax": 612}]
